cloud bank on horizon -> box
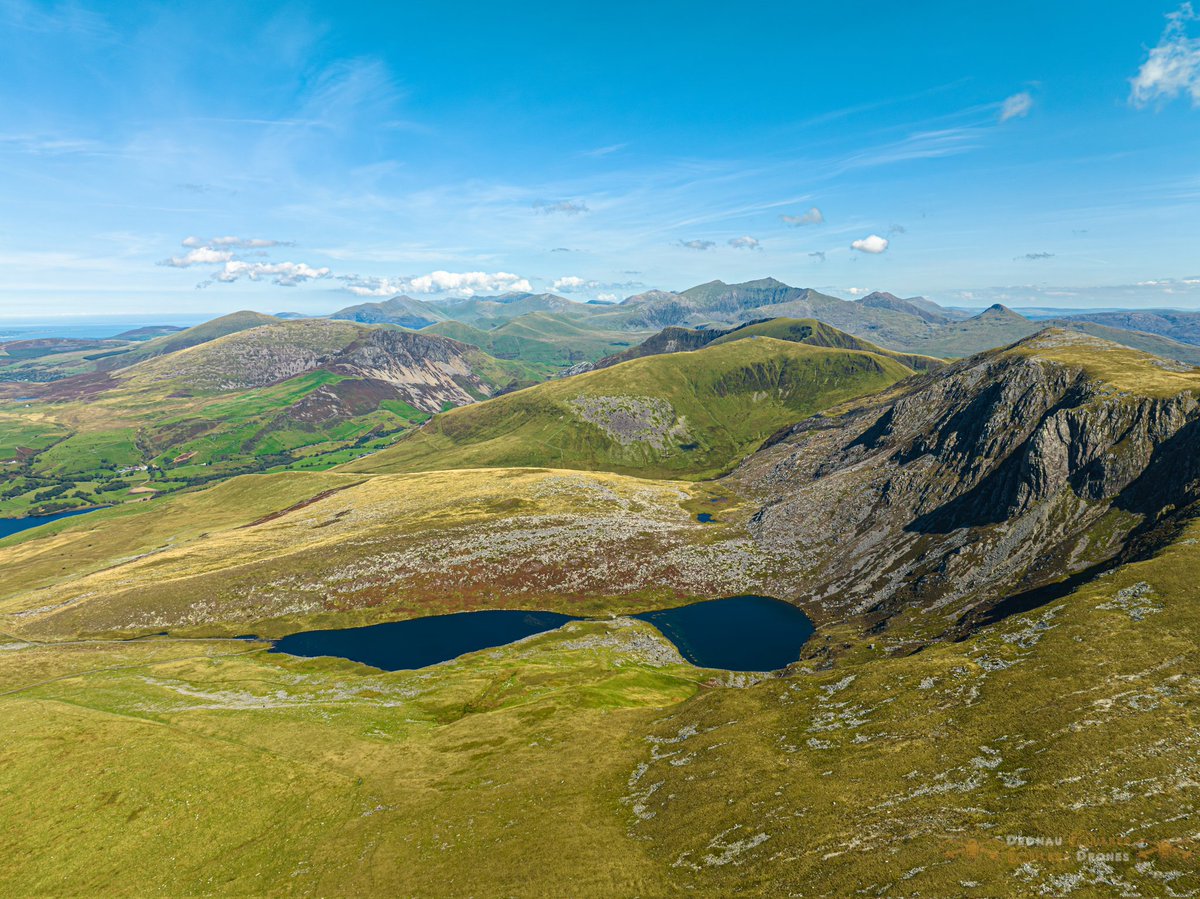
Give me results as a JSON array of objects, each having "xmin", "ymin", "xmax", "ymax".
[{"xmin": 1, "ymin": 1, "xmax": 1199, "ymax": 315}]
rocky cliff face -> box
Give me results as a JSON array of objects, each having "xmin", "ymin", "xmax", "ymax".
[
  {"xmin": 735, "ymin": 331, "xmax": 1200, "ymax": 638},
  {"xmin": 127, "ymin": 321, "xmax": 499, "ymax": 413},
  {"xmin": 332, "ymin": 328, "xmax": 494, "ymax": 412}
]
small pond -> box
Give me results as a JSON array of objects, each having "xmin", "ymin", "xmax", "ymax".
[{"xmin": 271, "ymin": 596, "xmax": 814, "ymax": 673}]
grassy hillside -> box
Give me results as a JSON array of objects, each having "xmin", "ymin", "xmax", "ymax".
[
  {"xmin": 424, "ymin": 312, "xmax": 647, "ymax": 367},
  {"xmin": 0, "ymin": 467, "xmax": 752, "ymax": 638},
  {"xmin": 330, "ymin": 295, "xmax": 448, "ymax": 329},
  {"xmin": 1041, "ymin": 318, "xmax": 1200, "ymax": 365},
  {"xmin": 346, "ymin": 337, "xmax": 915, "ymax": 480},
  {"xmin": 124, "ymin": 318, "xmax": 368, "ymax": 392},
  {"xmin": 0, "ymin": 465, "xmax": 1196, "ymax": 895},
  {"xmin": 707, "ymin": 318, "xmax": 944, "ymax": 371},
  {"xmin": 0, "ymin": 319, "xmax": 548, "ymax": 517},
  {"xmin": 0, "ymin": 311, "xmax": 280, "ymax": 384},
  {"xmin": 109, "ymin": 310, "xmax": 280, "ymax": 365},
  {"xmin": 1, "ymin": 327, "xmax": 1198, "ymax": 895}
]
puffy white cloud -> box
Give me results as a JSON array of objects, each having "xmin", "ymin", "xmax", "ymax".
[
  {"xmin": 728, "ymin": 235, "xmax": 760, "ymax": 250},
  {"xmin": 338, "ymin": 276, "xmax": 405, "ymax": 297},
  {"xmin": 780, "ymin": 207, "xmax": 824, "ymax": 226},
  {"xmin": 162, "ymin": 235, "xmax": 323, "ymax": 287},
  {"xmin": 850, "ymin": 234, "xmax": 889, "ymax": 254},
  {"xmin": 999, "ymin": 91, "xmax": 1034, "ymax": 122},
  {"xmin": 408, "ymin": 270, "xmax": 531, "ymax": 295},
  {"xmin": 211, "ymin": 260, "xmax": 331, "ymax": 287},
  {"xmin": 680, "ymin": 239, "xmax": 716, "ymax": 250},
  {"xmin": 552, "ymin": 275, "xmax": 588, "ymax": 291},
  {"xmin": 532, "ymin": 199, "xmax": 589, "ymax": 215},
  {"xmin": 159, "ymin": 246, "xmax": 235, "ymax": 267},
  {"xmin": 182, "ymin": 236, "xmax": 293, "ymax": 249},
  {"xmin": 550, "ymin": 276, "xmax": 644, "ymax": 296},
  {"xmin": 595, "ymin": 292, "xmax": 619, "ymax": 302},
  {"xmin": 1132, "ymin": 4, "xmax": 1200, "ymax": 106},
  {"xmin": 340, "ymin": 271, "xmax": 532, "ymax": 297}
]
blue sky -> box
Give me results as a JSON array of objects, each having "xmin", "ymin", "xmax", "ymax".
[{"xmin": 1, "ymin": 0, "xmax": 1199, "ymax": 316}]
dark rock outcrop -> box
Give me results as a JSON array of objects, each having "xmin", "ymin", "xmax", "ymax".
[{"xmin": 735, "ymin": 330, "xmax": 1200, "ymax": 638}]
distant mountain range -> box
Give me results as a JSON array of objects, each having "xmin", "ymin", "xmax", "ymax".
[{"xmin": 324, "ymin": 278, "xmax": 1200, "ymax": 366}]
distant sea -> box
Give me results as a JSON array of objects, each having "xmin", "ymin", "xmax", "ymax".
[{"xmin": 0, "ymin": 314, "xmax": 212, "ymax": 342}]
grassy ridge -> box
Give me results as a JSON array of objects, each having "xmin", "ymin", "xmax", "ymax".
[
  {"xmin": 708, "ymin": 317, "xmax": 944, "ymax": 371},
  {"xmin": 347, "ymin": 338, "xmax": 915, "ymax": 479},
  {"xmin": 424, "ymin": 312, "xmax": 647, "ymax": 367}
]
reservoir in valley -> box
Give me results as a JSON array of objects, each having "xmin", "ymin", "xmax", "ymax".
[
  {"xmin": 271, "ymin": 595, "xmax": 814, "ymax": 673},
  {"xmin": 0, "ymin": 507, "xmax": 99, "ymax": 541}
]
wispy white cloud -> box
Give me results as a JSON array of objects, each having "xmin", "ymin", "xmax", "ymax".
[
  {"xmin": 728, "ymin": 235, "xmax": 760, "ymax": 250},
  {"xmin": 0, "ymin": 132, "xmax": 104, "ymax": 156},
  {"xmin": 808, "ymin": 251, "xmax": 827, "ymax": 262},
  {"xmin": 1017, "ymin": 252, "xmax": 1055, "ymax": 260},
  {"xmin": 780, "ymin": 207, "xmax": 824, "ymax": 226},
  {"xmin": 160, "ymin": 236, "xmax": 297, "ymax": 269},
  {"xmin": 182, "ymin": 235, "xmax": 293, "ymax": 249},
  {"xmin": 532, "ymin": 199, "xmax": 589, "ymax": 215},
  {"xmin": 851, "ymin": 234, "xmax": 889, "ymax": 254},
  {"xmin": 835, "ymin": 127, "xmax": 983, "ymax": 174},
  {"xmin": 580, "ymin": 143, "xmax": 628, "ymax": 158},
  {"xmin": 679, "ymin": 239, "xmax": 716, "ymax": 250},
  {"xmin": 999, "ymin": 91, "xmax": 1034, "ymax": 122},
  {"xmin": 1131, "ymin": 3, "xmax": 1200, "ymax": 107}
]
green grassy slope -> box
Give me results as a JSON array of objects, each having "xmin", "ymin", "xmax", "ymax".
[
  {"xmin": 706, "ymin": 317, "xmax": 944, "ymax": 371},
  {"xmin": 0, "ymin": 312, "xmax": 281, "ymax": 384},
  {"xmin": 0, "ymin": 319, "xmax": 551, "ymax": 517},
  {"xmin": 122, "ymin": 318, "xmax": 366, "ymax": 392},
  {"xmin": 1, "ymin": 331, "xmax": 1197, "ymax": 895},
  {"xmin": 0, "ymin": 490, "xmax": 1196, "ymax": 896},
  {"xmin": 96, "ymin": 310, "xmax": 281, "ymax": 369},
  {"xmin": 424, "ymin": 312, "xmax": 646, "ymax": 367},
  {"xmin": 1043, "ymin": 318, "xmax": 1200, "ymax": 364},
  {"xmin": 346, "ymin": 338, "xmax": 915, "ymax": 480}
]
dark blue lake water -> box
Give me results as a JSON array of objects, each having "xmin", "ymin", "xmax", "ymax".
[
  {"xmin": 271, "ymin": 596, "xmax": 814, "ymax": 672},
  {"xmin": 635, "ymin": 595, "xmax": 813, "ymax": 671},
  {"xmin": 271, "ymin": 610, "xmax": 580, "ymax": 671},
  {"xmin": 0, "ymin": 508, "xmax": 98, "ymax": 541}
]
